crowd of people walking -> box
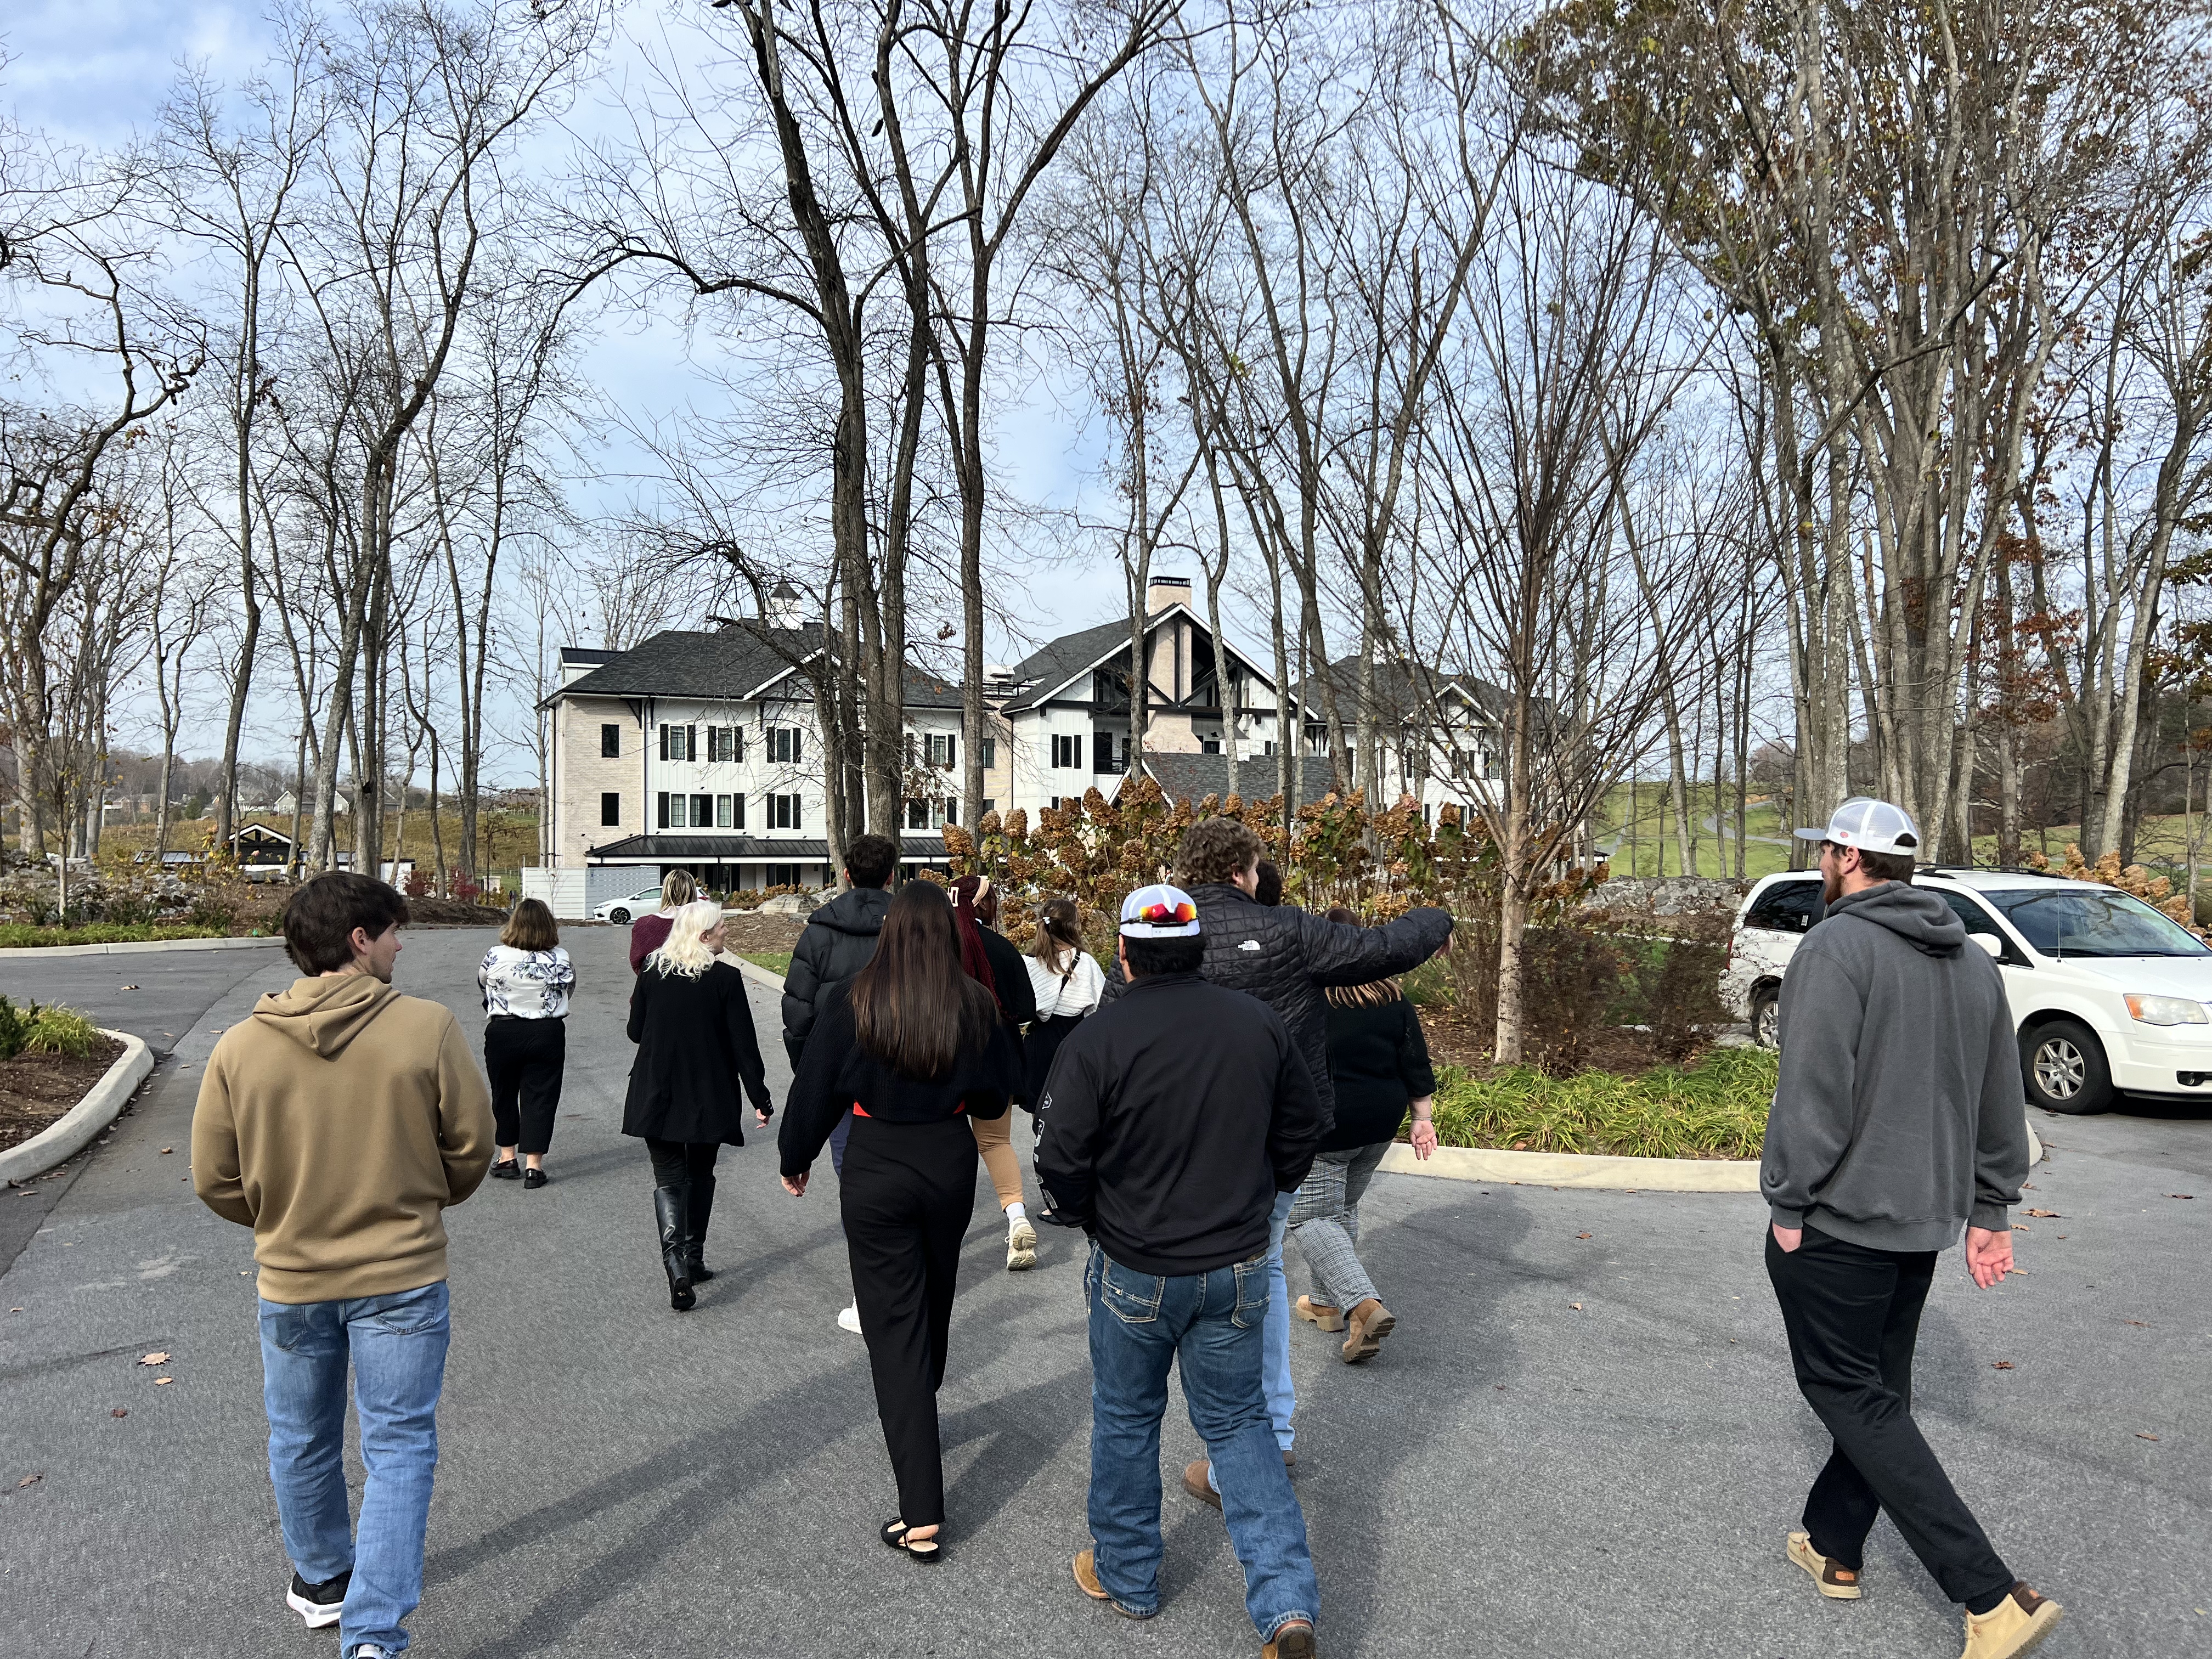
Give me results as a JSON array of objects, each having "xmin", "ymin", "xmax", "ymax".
[{"xmin": 185, "ymin": 794, "xmax": 2059, "ymax": 1659}]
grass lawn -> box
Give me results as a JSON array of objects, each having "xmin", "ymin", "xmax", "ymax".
[
  {"xmin": 0, "ymin": 923, "xmax": 252, "ymax": 949},
  {"xmin": 1590, "ymin": 783, "xmax": 1795, "ymax": 879},
  {"xmin": 1429, "ymin": 1046, "xmax": 1776, "ymax": 1159},
  {"xmin": 739, "ymin": 951, "xmax": 793, "ymax": 976}
]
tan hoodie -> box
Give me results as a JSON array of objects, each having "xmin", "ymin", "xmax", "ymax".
[{"xmin": 193, "ymin": 973, "xmax": 495, "ymax": 1304}]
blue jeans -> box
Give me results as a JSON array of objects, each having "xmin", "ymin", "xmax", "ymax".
[
  {"xmin": 258, "ymin": 1281, "xmax": 452, "ymax": 1657},
  {"xmin": 1085, "ymin": 1243, "xmax": 1319, "ymax": 1640},
  {"xmin": 1265, "ymin": 1189, "xmax": 1295, "ymax": 1448}
]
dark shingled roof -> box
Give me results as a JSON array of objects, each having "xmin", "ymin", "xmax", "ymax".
[
  {"xmin": 1294, "ymin": 655, "xmax": 1510, "ymax": 725},
  {"xmin": 998, "ymin": 617, "xmax": 1134, "ymax": 712},
  {"xmin": 1141, "ymin": 753, "xmax": 1339, "ymax": 810},
  {"xmin": 549, "ymin": 626, "xmax": 967, "ymax": 712},
  {"xmin": 585, "ymin": 833, "xmax": 947, "ymax": 862}
]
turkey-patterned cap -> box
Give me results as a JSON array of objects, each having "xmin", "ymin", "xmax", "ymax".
[{"xmin": 1119, "ymin": 883, "xmax": 1201, "ymax": 936}]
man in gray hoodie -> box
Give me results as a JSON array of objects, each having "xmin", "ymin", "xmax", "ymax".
[{"xmin": 1763, "ymin": 798, "xmax": 2061, "ymax": 1659}]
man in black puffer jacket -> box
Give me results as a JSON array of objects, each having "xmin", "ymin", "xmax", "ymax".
[
  {"xmin": 781, "ymin": 833, "xmax": 898, "ymax": 1067},
  {"xmin": 1103, "ymin": 815, "xmax": 1451, "ymax": 1492}
]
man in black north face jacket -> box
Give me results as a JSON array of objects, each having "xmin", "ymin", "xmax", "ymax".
[
  {"xmin": 1102, "ymin": 818, "xmax": 1452, "ymax": 1132},
  {"xmin": 780, "ymin": 834, "xmax": 898, "ymax": 1067}
]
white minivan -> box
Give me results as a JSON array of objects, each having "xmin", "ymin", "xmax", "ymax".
[{"xmin": 1723, "ymin": 867, "xmax": 2212, "ymax": 1115}]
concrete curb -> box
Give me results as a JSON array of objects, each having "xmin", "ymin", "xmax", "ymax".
[
  {"xmin": 0, "ymin": 934, "xmax": 284, "ymax": 960},
  {"xmin": 0, "ymin": 1028, "xmax": 155, "ymax": 1184},
  {"xmin": 730, "ymin": 956, "xmax": 789, "ymax": 996}
]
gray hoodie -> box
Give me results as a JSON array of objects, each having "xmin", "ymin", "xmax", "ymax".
[{"xmin": 1761, "ymin": 881, "xmax": 2028, "ymax": 1252}]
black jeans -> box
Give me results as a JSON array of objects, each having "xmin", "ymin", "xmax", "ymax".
[
  {"xmin": 1765, "ymin": 1224, "xmax": 2012, "ymax": 1609},
  {"xmin": 484, "ymin": 1016, "xmax": 566, "ymax": 1155},
  {"xmin": 645, "ymin": 1138, "xmax": 720, "ymax": 1189},
  {"xmin": 840, "ymin": 1112, "xmax": 977, "ymax": 1528}
]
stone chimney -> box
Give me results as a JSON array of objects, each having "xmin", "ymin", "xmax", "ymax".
[{"xmin": 1146, "ymin": 575, "xmax": 1193, "ymax": 614}]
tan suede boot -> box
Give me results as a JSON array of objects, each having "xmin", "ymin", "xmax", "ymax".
[
  {"xmin": 1262, "ymin": 1620, "xmax": 1317, "ymax": 1659},
  {"xmin": 1340, "ymin": 1297, "xmax": 1396, "ymax": 1362},
  {"xmin": 1960, "ymin": 1584, "xmax": 2063, "ymax": 1659},
  {"xmin": 1786, "ymin": 1531, "xmax": 1862, "ymax": 1599},
  {"xmin": 1294, "ymin": 1295, "xmax": 1344, "ymax": 1332}
]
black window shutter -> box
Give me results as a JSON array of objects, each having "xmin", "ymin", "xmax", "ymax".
[
  {"xmin": 792, "ymin": 729, "xmax": 802, "ymax": 766},
  {"xmin": 946, "ymin": 732, "xmax": 957, "ymax": 769},
  {"xmin": 658, "ymin": 724, "xmax": 669, "ymax": 760},
  {"xmin": 687, "ymin": 725, "xmax": 698, "ymax": 761},
  {"xmin": 1074, "ymin": 734, "xmax": 1084, "ymax": 771},
  {"xmin": 733, "ymin": 793, "xmax": 746, "ymax": 829},
  {"xmin": 656, "ymin": 791, "xmax": 669, "ymax": 829}
]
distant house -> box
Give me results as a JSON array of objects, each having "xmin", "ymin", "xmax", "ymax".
[{"xmin": 229, "ymin": 823, "xmax": 297, "ymax": 868}]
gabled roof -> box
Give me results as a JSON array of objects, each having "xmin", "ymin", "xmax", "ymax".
[
  {"xmin": 560, "ymin": 646, "xmax": 618, "ymax": 668},
  {"xmin": 1000, "ymin": 605, "xmax": 1286, "ymax": 715},
  {"xmin": 1142, "ymin": 753, "xmax": 1339, "ymax": 810},
  {"xmin": 1295, "ymin": 656, "xmax": 1511, "ymax": 726},
  {"xmin": 553, "ymin": 627, "xmax": 823, "ymax": 704}
]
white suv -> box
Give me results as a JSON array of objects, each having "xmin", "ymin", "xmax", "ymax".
[{"xmin": 1723, "ymin": 868, "xmax": 2212, "ymax": 1115}]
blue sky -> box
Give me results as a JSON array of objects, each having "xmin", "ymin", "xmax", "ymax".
[{"xmin": 4, "ymin": 1, "xmax": 1183, "ymax": 780}]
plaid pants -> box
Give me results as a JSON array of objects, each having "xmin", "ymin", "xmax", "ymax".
[{"xmin": 1286, "ymin": 1141, "xmax": 1390, "ymax": 1310}]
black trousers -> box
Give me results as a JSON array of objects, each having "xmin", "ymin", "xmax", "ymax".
[
  {"xmin": 840, "ymin": 1112, "xmax": 977, "ymax": 1529},
  {"xmin": 484, "ymin": 1016, "xmax": 566, "ymax": 1155},
  {"xmin": 1765, "ymin": 1224, "xmax": 2012, "ymax": 1607},
  {"xmin": 645, "ymin": 1138, "xmax": 720, "ymax": 1188}
]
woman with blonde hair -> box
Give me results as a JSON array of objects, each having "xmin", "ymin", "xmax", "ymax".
[
  {"xmin": 478, "ymin": 898, "xmax": 575, "ymax": 1188},
  {"xmin": 1286, "ymin": 906, "xmax": 1440, "ymax": 1364},
  {"xmin": 624, "ymin": 899, "xmax": 773, "ymax": 1310},
  {"xmin": 628, "ymin": 870, "xmax": 698, "ymax": 973}
]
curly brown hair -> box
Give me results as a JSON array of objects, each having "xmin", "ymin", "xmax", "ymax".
[{"xmin": 1177, "ymin": 816, "xmax": 1265, "ymax": 887}]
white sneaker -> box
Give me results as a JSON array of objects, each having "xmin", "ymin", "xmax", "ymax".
[
  {"xmin": 1006, "ymin": 1215, "xmax": 1038, "ymax": 1271},
  {"xmin": 837, "ymin": 1302, "xmax": 862, "ymax": 1334}
]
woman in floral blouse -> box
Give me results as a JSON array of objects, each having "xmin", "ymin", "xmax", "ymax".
[{"xmin": 478, "ymin": 898, "xmax": 575, "ymax": 1188}]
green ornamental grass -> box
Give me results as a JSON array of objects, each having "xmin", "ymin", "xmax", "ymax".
[
  {"xmin": 1427, "ymin": 1046, "xmax": 1778, "ymax": 1160},
  {"xmin": 21, "ymin": 1004, "xmax": 102, "ymax": 1058}
]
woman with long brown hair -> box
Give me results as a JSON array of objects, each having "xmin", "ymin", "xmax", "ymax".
[
  {"xmin": 779, "ymin": 882, "xmax": 1021, "ymax": 1561},
  {"xmin": 1021, "ymin": 895, "xmax": 1104, "ymax": 1109}
]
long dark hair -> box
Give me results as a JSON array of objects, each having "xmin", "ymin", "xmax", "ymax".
[
  {"xmin": 850, "ymin": 882, "xmax": 998, "ymax": 1080},
  {"xmin": 1030, "ymin": 895, "xmax": 1084, "ymax": 964}
]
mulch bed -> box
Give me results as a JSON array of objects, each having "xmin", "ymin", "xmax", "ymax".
[
  {"xmin": 1417, "ymin": 1003, "xmax": 1707, "ymax": 1078},
  {"xmin": 716, "ymin": 912, "xmax": 806, "ymax": 955},
  {"xmin": 403, "ymin": 898, "xmax": 514, "ymax": 926},
  {"xmin": 0, "ymin": 1035, "xmax": 126, "ymax": 1155}
]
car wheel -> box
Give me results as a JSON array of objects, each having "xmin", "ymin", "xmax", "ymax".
[
  {"xmin": 1750, "ymin": 986, "xmax": 1781, "ymax": 1051},
  {"xmin": 2021, "ymin": 1018, "xmax": 2112, "ymax": 1115},
  {"xmin": 608, "ymin": 907, "xmax": 631, "ymax": 925}
]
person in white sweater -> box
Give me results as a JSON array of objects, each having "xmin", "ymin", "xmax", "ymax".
[{"xmin": 1020, "ymin": 897, "xmax": 1105, "ymax": 1111}]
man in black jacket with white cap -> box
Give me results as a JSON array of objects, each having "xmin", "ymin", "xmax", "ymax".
[
  {"xmin": 1764, "ymin": 797, "xmax": 2059, "ymax": 1659},
  {"xmin": 1039, "ymin": 883, "xmax": 1325, "ymax": 1659}
]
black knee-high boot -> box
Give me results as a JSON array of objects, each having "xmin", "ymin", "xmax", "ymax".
[
  {"xmin": 654, "ymin": 1186, "xmax": 695, "ymax": 1311},
  {"xmin": 686, "ymin": 1171, "xmax": 716, "ymax": 1282}
]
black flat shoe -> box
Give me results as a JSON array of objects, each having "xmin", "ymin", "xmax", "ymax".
[
  {"xmin": 523, "ymin": 1167, "xmax": 548, "ymax": 1189},
  {"xmin": 490, "ymin": 1160, "xmax": 520, "ymax": 1181},
  {"xmin": 881, "ymin": 1519, "xmax": 943, "ymax": 1562}
]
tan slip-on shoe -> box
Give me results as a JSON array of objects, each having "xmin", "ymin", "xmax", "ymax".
[
  {"xmin": 1786, "ymin": 1531, "xmax": 1863, "ymax": 1598},
  {"xmin": 1262, "ymin": 1620, "xmax": 1317, "ymax": 1659},
  {"xmin": 1295, "ymin": 1295, "xmax": 1345, "ymax": 1332},
  {"xmin": 1341, "ymin": 1297, "xmax": 1396, "ymax": 1362},
  {"xmin": 1183, "ymin": 1459, "xmax": 1223, "ymax": 1510},
  {"xmin": 1960, "ymin": 1584, "xmax": 2063, "ymax": 1659},
  {"xmin": 1073, "ymin": 1549, "xmax": 1148, "ymax": 1619}
]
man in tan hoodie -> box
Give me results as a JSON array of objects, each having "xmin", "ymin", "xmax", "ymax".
[{"xmin": 194, "ymin": 872, "xmax": 493, "ymax": 1659}]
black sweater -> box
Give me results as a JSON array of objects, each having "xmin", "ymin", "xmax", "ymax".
[
  {"xmin": 1322, "ymin": 997, "xmax": 1437, "ymax": 1151},
  {"xmin": 1034, "ymin": 971, "xmax": 1325, "ymax": 1277},
  {"xmin": 778, "ymin": 982, "xmax": 1022, "ymax": 1177},
  {"xmin": 623, "ymin": 961, "xmax": 772, "ymax": 1144}
]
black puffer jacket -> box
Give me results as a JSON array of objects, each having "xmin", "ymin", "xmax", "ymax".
[
  {"xmin": 781, "ymin": 885, "xmax": 891, "ymax": 1066},
  {"xmin": 1103, "ymin": 882, "xmax": 1452, "ymax": 1128}
]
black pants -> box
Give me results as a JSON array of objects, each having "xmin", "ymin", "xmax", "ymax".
[
  {"xmin": 840, "ymin": 1112, "xmax": 977, "ymax": 1529},
  {"xmin": 1765, "ymin": 1224, "xmax": 2012, "ymax": 1608},
  {"xmin": 484, "ymin": 1016, "xmax": 566, "ymax": 1155}
]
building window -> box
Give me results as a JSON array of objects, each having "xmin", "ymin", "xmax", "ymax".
[
  {"xmin": 1262, "ymin": 740, "xmax": 1278, "ymax": 758},
  {"xmin": 981, "ymin": 798, "xmax": 996, "ymax": 816},
  {"xmin": 979, "ymin": 737, "xmax": 996, "ymax": 770},
  {"xmin": 659, "ymin": 724, "xmax": 697, "ymax": 761},
  {"xmin": 768, "ymin": 792, "xmax": 802, "ymax": 830},
  {"xmin": 1052, "ymin": 732, "xmax": 1084, "ymax": 770},
  {"xmin": 709, "ymin": 725, "xmax": 742, "ymax": 763},
  {"xmin": 927, "ymin": 731, "xmax": 957, "ymax": 768},
  {"xmin": 768, "ymin": 862, "xmax": 802, "ymax": 888},
  {"xmin": 715, "ymin": 794, "xmax": 733, "ymax": 829},
  {"xmin": 767, "ymin": 726, "xmax": 803, "ymax": 765},
  {"xmin": 906, "ymin": 799, "xmax": 928, "ymax": 830},
  {"xmin": 600, "ymin": 792, "xmax": 620, "ymax": 827},
  {"xmin": 1200, "ymin": 732, "xmax": 1221, "ymax": 755},
  {"xmin": 1048, "ymin": 795, "xmax": 1063, "ymax": 810},
  {"xmin": 691, "ymin": 793, "xmax": 713, "ymax": 827},
  {"xmin": 600, "ymin": 723, "xmax": 620, "ymax": 758}
]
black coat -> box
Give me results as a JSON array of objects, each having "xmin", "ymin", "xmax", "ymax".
[
  {"xmin": 1322, "ymin": 996, "xmax": 1437, "ymax": 1151},
  {"xmin": 1035, "ymin": 971, "xmax": 1325, "ymax": 1277},
  {"xmin": 779, "ymin": 981, "xmax": 1022, "ymax": 1177},
  {"xmin": 973, "ymin": 926, "xmax": 1039, "ymax": 1026},
  {"xmin": 1102, "ymin": 884, "xmax": 1451, "ymax": 1128},
  {"xmin": 781, "ymin": 886, "xmax": 893, "ymax": 1065},
  {"xmin": 624, "ymin": 960, "xmax": 773, "ymax": 1145}
]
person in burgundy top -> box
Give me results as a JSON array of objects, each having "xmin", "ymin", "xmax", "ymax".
[
  {"xmin": 627, "ymin": 871, "xmax": 697, "ymax": 972},
  {"xmin": 779, "ymin": 881, "xmax": 1020, "ymax": 1562}
]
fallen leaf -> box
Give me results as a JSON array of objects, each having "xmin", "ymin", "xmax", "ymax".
[
  {"xmin": 2012, "ymin": 1224, "xmax": 2029, "ymax": 1232},
  {"xmin": 1568, "ymin": 1302, "xmax": 1584, "ymax": 1311},
  {"xmin": 2056, "ymin": 1234, "xmax": 2067, "ymax": 1239},
  {"xmin": 137, "ymin": 1352, "xmax": 170, "ymax": 1367},
  {"xmin": 110, "ymin": 1408, "xmax": 127, "ymax": 1418},
  {"xmin": 2026, "ymin": 1208, "xmax": 2061, "ymax": 1218},
  {"xmin": 1576, "ymin": 1232, "xmax": 1593, "ymax": 1239},
  {"xmin": 2022, "ymin": 1182, "xmax": 2036, "ymax": 1189},
  {"xmin": 16, "ymin": 1472, "xmax": 41, "ymax": 1488},
  {"xmin": 2137, "ymin": 1432, "xmax": 2160, "ymax": 1441},
  {"xmin": 119, "ymin": 984, "xmax": 139, "ymax": 991},
  {"xmin": 2168, "ymin": 1194, "xmax": 2196, "ymax": 1200},
  {"xmin": 1991, "ymin": 1360, "xmax": 2015, "ymax": 1370},
  {"xmin": 2125, "ymin": 1319, "xmax": 2149, "ymax": 1327},
  {"xmin": 159, "ymin": 1148, "xmax": 174, "ymax": 1155},
  {"xmin": 153, "ymin": 1376, "xmax": 174, "ymax": 1386}
]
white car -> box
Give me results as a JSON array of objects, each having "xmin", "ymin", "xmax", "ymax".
[
  {"xmin": 1723, "ymin": 867, "xmax": 2212, "ymax": 1115},
  {"xmin": 593, "ymin": 885, "xmax": 668, "ymax": 925}
]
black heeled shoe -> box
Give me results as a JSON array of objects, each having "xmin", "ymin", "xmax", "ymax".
[
  {"xmin": 490, "ymin": 1159, "xmax": 520, "ymax": 1181},
  {"xmin": 653, "ymin": 1187, "xmax": 694, "ymax": 1312},
  {"xmin": 881, "ymin": 1519, "xmax": 943, "ymax": 1562}
]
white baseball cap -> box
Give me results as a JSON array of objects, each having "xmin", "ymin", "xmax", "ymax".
[{"xmin": 1794, "ymin": 797, "xmax": 1922, "ymax": 857}]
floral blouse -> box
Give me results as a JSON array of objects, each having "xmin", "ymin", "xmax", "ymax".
[{"xmin": 478, "ymin": 945, "xmax": 575, "ymax": 1019}]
